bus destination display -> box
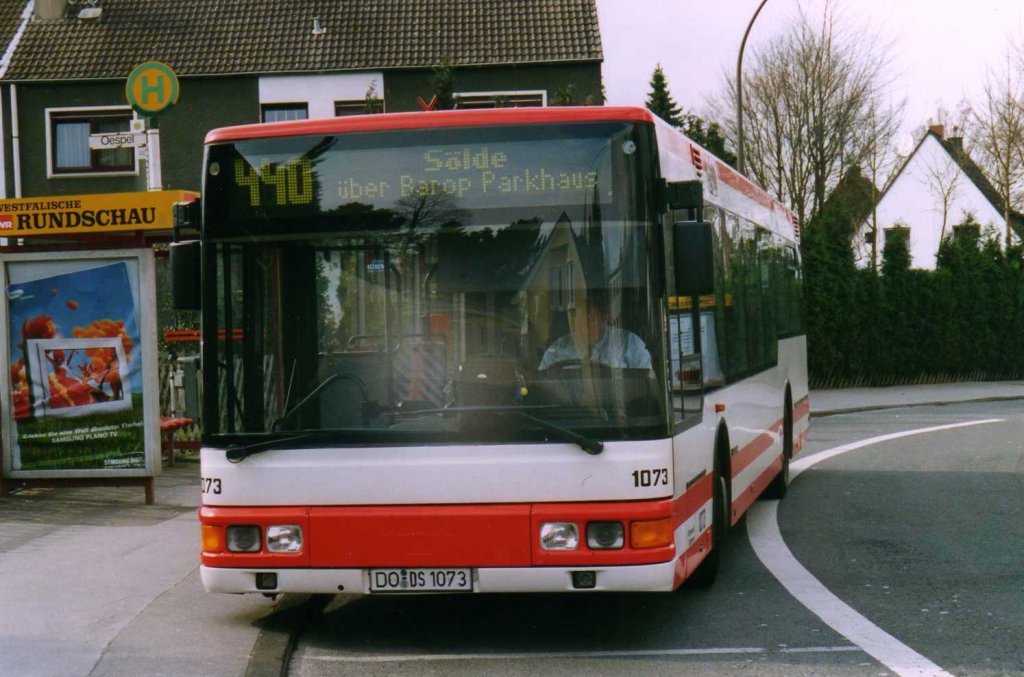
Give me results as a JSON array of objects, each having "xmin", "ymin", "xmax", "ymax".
[{"xmin": 218, "ymin": 135, "xmax": 616, "ymax": 217}]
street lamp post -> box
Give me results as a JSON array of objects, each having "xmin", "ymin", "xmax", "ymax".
[{"xmin": 736, "ymin": 0, "xmax": 769, "ymax": 174}]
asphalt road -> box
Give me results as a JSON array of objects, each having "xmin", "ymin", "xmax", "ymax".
[{"xmin": 284, "ymin": 401, "xmax": 1024, "ymax": 676}]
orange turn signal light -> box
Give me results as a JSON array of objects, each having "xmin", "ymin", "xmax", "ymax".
[
  {"xmin": 630, "ymin": 517, "xmax": 673, "ymax": 549},
  {"xmin": 201, "ymin": 524, "xmax": 224, "ymax": 553}
]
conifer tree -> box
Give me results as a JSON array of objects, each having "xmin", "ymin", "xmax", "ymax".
[
  {"xmin": 682, "ymin": 114, "xmax": 737, "ymax": 167},
  {"xmin": 645, "ymin": 64, "xmax": 683, "ymax": 127},
  {"xmin": 429, "ymin": 59, "xmax": 456, "ymax": 110}
]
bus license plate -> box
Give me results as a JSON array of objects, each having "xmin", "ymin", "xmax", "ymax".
[{"xmin": 369, "ymin": 568, "xmax": 473, "ymax": 592}]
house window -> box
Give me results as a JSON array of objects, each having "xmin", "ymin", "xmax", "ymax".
[
  {"xmin": 454, "ymin": 91, "xmax": 546, "ymax": 109},
  {"xmin": 49, "ymin": 109, "xmax": 135, "ymax": 175},
  {"xmin": 952, "ymin": 222, "xmax": 980, "ymax": 240},
  {"xmin": 565, "ymin": 261, "xmax": 576, "ymax": 309},
  {"xmin": 548, "ymin": 258, "xmax": 575, "ymax": 311},
  {"xmin": 261, "ymin": 103, "xmax": 308, "ymax": 122},
  {"xmin": 549, "ymin": 265, "xmax": 563, "ymax": 310},
  {"xmin": 884, "ymin": 226, "xmax": 910, "ymax": 242},
  {"xmin": 335, "ymin": 99, "xmax": 384, "ymax": 116}
]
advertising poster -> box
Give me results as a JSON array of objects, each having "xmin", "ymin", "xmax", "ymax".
[{"xmin": 5, "ymin": 259, "xmax": 148, "ymax": 472}]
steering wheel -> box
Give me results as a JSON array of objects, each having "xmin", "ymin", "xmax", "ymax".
[{"xmin": 542, "ymin": 358, "xmax": 585, "ymax": 371}]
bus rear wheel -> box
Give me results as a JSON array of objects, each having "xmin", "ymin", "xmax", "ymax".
[{"xmin": 763, "ymin": 397, "xmax": 793, "ymax": 500}]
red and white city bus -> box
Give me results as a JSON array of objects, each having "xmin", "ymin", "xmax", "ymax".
[{"xmin": 179, "ymin": 106, "xmax": 809, "ymax": 595}]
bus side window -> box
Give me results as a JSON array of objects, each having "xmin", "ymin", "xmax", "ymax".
[
  {"xmin": 670, "ymin": 307, "xmax": 703, "ymax": 422},
  {"xmin": 664, "ymin": 211, "xmax": 705, "ymax": 428}
]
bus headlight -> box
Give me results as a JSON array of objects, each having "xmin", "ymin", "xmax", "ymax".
[
  {"xmin": 586, "ymin": 521, "xmax": 624, "ymax": 549},
  {"xmin": 540, "ymin": 522, "xmax": 579, "ymax": 550},
  {"xmin": 266, "ymin": 525, "xmax": 303, "ymax": 553},
  {"xmin": 226, "ymin": 525, "xmax": 261, "ymax": 552}
]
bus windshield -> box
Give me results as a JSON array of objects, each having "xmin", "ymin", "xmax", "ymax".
[{"xmin": 203, "ymin": 121, "xmax": 668, "ymax": 444}]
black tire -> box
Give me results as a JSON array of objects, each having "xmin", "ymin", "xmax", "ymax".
[
  {"xmin": 763, "ymin": 397, "xmax": 793, "ymax": 500},
  {"xmin": 686, "ymin": 462, "xmax": 729, "ymax": 588}
]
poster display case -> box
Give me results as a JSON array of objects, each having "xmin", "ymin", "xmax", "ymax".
[{"xmin": 0, "ymin": 250, "xmax": 159, "ymax": 479}]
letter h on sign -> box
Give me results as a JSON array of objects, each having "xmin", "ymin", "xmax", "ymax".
[{"xmin": 140, "ymin": 76, "xmax": 165, "ymax": 106}]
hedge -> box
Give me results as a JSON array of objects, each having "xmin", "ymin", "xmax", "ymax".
[{"xmin": 803, "ymin": 220, "xmax": 1024, "ymax": 388}]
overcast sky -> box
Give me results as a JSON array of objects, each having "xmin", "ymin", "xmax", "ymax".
[{"xmin": 596, "ymin": 0, "xmax": 1024, "ymax": 145}]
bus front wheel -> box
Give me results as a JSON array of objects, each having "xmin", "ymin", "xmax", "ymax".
[{"xmin": 686, "ymin": 461, "xmax": 729, "ymax": 588}]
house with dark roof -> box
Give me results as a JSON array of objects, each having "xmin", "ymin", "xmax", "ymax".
[
  {"xmin": 0, "ymin": 0, "xmax": 603, "ymax": 200},
  {"xmin": 856, "ymin": 124, "xmax": 1024, "ymax": 269}
]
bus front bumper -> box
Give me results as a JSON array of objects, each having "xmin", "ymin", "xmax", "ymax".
[{"xmin": 200, "ymin": 561, "xmax": 678, "ymax": 594}]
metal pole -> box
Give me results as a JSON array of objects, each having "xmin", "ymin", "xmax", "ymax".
[
  {"xmin": 146, "ymin": 116, "xmax": 161, "ymax": 190},
  {"xmin": 736, "ymin": 0, "xmax": 769, "ymax": 174}
]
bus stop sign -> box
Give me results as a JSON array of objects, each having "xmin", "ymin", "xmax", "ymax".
[{"xmin": 125, "ymin": 61, "xmax": 179, "ymax": 115}]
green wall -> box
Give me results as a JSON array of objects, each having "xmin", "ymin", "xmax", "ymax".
[
  {"xmin": 154, "ymin": 77, "xmax": 260, "ymax": 190},
  {"xmin": 383, "ymin": 63, "xmax": 603, "ymax": 111},
  {"xmin": 3, "ymin": 62, "xmax": 601, "ymax": 199},
  {"xmin": 7, "ymin": 77, "xmax": 258, "ymax": 197}
]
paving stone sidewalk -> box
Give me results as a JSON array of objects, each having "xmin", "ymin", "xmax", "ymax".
[{"xmin": 0, "ymin": 456, "xmax": 276, "ymax": 677}]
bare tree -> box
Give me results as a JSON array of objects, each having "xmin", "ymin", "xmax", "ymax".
[
  {"xmin": 711, "ymin": 2, "xmax": 901, "ymax": 227},
  {"xmin": 856, "ymin": 101, "xmax": 904, "ymax": 269},
  {"xmin": 971, "ymin": 50, "xmax": 1024, "ymax": 247},
  {"xmin": 921, "ymin": 153, "xmax": 962, "ymax": 242}
]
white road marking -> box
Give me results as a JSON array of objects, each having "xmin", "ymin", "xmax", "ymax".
[
  {"xmin": 748, "ymin": 418, "xmax": 1003, "ymax": 677},
  {"xmin": 789, "ymin": 419, "xmax": 1004, "ymax": 481},
  {"xmin": 303, "ymin": 646, "xmax": 865, "ymax": 663}
]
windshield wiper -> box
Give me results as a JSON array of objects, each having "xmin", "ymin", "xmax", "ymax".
[
  {"xmin": 272, "ymin": 373, "xmax": 382, "ymax": 431},
  {"xmin": 225, "ymin": 432, "xmax": 318, "ymax": 463},
  {"xmin": 396, "ymin": 405, "xmax": 604, "ymax": 455}
]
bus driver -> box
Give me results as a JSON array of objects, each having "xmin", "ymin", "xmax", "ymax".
[{"xmin": 538, "ymin": 290, "xmax": 652, "ymax": 371}]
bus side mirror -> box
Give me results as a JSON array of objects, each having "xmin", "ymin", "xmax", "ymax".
[
  {"xmin": 170, "ymin": 240, "xmax": 202, "ymax": 311},
  {"xmin": 674, "ymin": 221, "xmax": 714, "ymax": 296},
  {"xmin": 173, "ymin": 198, "xmax": 201, "ymax": 239},
  {"xmin": 665, "ymin": 180, "xmax": 703, "ymax": 212}
]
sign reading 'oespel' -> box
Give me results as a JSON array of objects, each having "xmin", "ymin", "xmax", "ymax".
[
  {"xmin": 125, "ymin": 61, "xmax": 179, "ymax": 115},
  {"xmin": 0, "ymin": 190, "xmax": 197, "ymax": 237},
  {"xmin": 88, "ymin": 131, "xmax": 145, "ymax": 150}
]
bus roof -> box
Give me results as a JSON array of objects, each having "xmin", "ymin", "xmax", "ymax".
[
  {"xmin": 648, "ymin": 112, "xmax": 800, "ymax": 238},
  {"xmin": 203, "ymin": 107, "xmax": 657, "ymax": 144},
  {"xmin": 203, "ymin": 104, "xmax": 798, "ymax": 239}
]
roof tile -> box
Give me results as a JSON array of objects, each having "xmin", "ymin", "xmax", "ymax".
[{"xmin": 1, "ymin": 0, "xmax": 601, "ymax": 80}]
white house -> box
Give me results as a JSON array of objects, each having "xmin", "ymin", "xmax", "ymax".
[{"xmin": 857, "ymin": 125, "xmax": 1023, "ymax": 269}]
